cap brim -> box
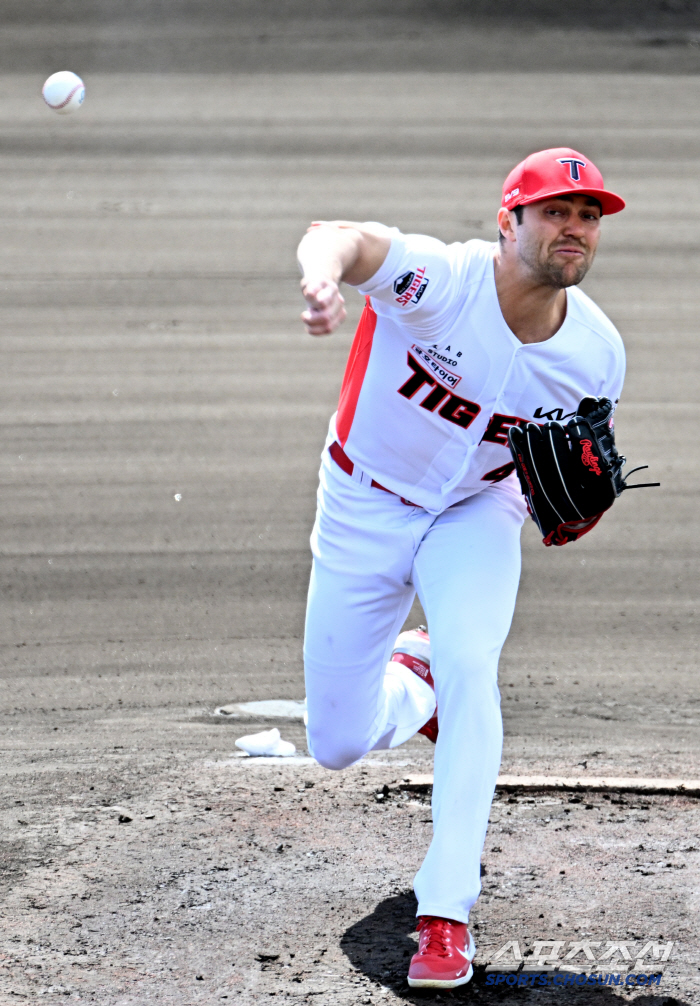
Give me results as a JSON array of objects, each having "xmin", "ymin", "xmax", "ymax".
[{"xmin": 512, "ymin": 188, "xmax": 625, "ymax": 215}]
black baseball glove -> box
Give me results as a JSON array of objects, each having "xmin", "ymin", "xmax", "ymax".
[{"xmin": 508, "ymin": 397, "xmax": 659, "ymax": 547}]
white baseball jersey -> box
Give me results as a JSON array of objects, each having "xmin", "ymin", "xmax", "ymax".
[{"xmin": 331, "ymin": 231, "xmax": 625, "ymax": 514}]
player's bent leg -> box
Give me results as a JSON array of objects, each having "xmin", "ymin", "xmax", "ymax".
[
  {"xmin": 371, "ymin": 654, "xmax": 436, "ymax": 751},
  {"xmin": 388, "ymin": 626, "xmax": 438, "ymax": 743},
  {"xmin": 411, "ymin": 480, "xmax": 527, "ymax": 922},
  {"xmin": 305, "ymin": 655, "xmax": 433, "ymax": 769},
  {"xmin": 304, "ymin": 454, "xmax": 434, "ymax": 769}
]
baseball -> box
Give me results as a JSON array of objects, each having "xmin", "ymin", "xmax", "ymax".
[{"xmin": 42, "ymin": 71, "xmax": 85, "ymax": 114}]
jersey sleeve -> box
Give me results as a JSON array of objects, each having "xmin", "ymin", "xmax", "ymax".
[{"xmin": 355, "ymin": 230, "xmax": 467, "ymax": 343}]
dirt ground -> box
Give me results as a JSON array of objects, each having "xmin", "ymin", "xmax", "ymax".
[
  {"xmin": 2, "ymin": 732, "xmax": 699, "ymax": 1003},
  {"xmin": 0, "ymin": 71, "xmax": 699, "ymax": 1002}
]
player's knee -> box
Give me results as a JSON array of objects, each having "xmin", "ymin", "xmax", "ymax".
[
  {"xmin": 307, "ymin": 732, "xmax": 364, "ymax": 770},
  {"xmin": 433, "ymin": 649, "xmax": 501, "ymax": 709},
  {"xmin": 314, "ymin": 750, "xmax": 357, "ymax": 771},
  {"xmin": 437, "ymin": 646, "xmax": 498, "ymax": 687}
]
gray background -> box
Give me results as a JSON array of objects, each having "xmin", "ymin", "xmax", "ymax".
[{"xmin": 5, "ymin": 0, "xmax": 700, "ymax": 73}]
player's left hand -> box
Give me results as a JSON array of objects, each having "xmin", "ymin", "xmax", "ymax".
[
  {"xmin": 300, "ymin": 277, "xmax": 347, "ymax": 336},
  {"xmin": 508, "ymin": 397, "xmax": 659, "ymax": 546}
]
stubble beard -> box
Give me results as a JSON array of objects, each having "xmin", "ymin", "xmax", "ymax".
[{"xmin": 519, "ymin": 237, "xmax": 594, "ymax": 289}]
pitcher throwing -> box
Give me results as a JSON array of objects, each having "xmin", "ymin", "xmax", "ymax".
[{"xmin": 297, "ymin": 149, "xmax": 632, "ymax": 988}]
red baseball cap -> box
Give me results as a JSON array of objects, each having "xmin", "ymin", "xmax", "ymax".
[{"xmin": 502, "ymin": 147, "xmax": 625, "ymax": 215}]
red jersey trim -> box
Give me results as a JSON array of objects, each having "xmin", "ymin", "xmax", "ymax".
[{"xmin": 336, "ymin": 297, "xmax": 377, "ymax": 447}]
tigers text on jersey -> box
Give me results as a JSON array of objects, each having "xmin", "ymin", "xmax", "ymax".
[{"xmin": 331, "ymin": 232, "xmax": 625, "ymax": 515}]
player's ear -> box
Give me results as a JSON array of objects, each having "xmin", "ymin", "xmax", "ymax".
[{"xmin": 497, "ymin": 207, "xmax": 516, "ymax": 243}]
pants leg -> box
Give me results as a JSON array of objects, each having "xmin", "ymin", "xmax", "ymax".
[
  {"xmin": 304, "ymin": 456, "xmax": 436, "ymax": 770},
  {"xmin": 411, "ymin": 481, "xmax": 526, "ymax": 923}
]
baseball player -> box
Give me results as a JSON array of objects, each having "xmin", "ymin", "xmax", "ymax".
[{"xmin": 297, "ymin": 148, "xmax": 627, "ymax": 988}]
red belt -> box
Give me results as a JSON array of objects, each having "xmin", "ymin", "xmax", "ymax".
[{"xmin": 329, "ymin": 441, "xmax": 417, "ymax": 507}]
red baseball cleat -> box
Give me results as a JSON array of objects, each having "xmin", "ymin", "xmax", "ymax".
[
  {"xmin": 390, "ymin": 625, "xmax": 438, "ymax": 743},
  {"xmin": 407, "ymin": 916, "xmax": 476, "ymax": 988}
]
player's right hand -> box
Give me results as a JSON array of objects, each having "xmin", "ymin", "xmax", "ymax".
[{"xmin": 300, "ymin": 277, "xmax": 346, "ymax": 336}]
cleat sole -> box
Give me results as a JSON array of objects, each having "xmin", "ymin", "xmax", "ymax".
[{"xmin": 407, "ymin": 963, "xmax": 473, "ymax": 988}]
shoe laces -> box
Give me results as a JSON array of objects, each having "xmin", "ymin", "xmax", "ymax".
[{"xmin": 416, "ymin": 916, "xmax": 457, "ymax": 957}]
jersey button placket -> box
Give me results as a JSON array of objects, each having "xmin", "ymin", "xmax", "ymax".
[{"xmin": 493, "ymin": 347, "xmax": 521, "ymax": 416}]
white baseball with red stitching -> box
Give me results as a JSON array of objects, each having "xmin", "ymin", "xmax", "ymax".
[{"xmin": 42, "ymin": 72, "xmax": 85, "ymax": 115}]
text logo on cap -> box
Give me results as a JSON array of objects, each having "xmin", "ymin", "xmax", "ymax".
[{"xmin": 557, "ymin": 157, "xmax": 587, "ymax": 181}]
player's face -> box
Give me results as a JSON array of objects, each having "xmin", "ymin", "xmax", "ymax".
[{"xmin": 515, "ymin": 196, "xmax": 602, "ymax": 288}]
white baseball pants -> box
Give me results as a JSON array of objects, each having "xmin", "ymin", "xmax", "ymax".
[{"xmin": 304, "ymin": 446, "xmax": 526, "ymax": 923}]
